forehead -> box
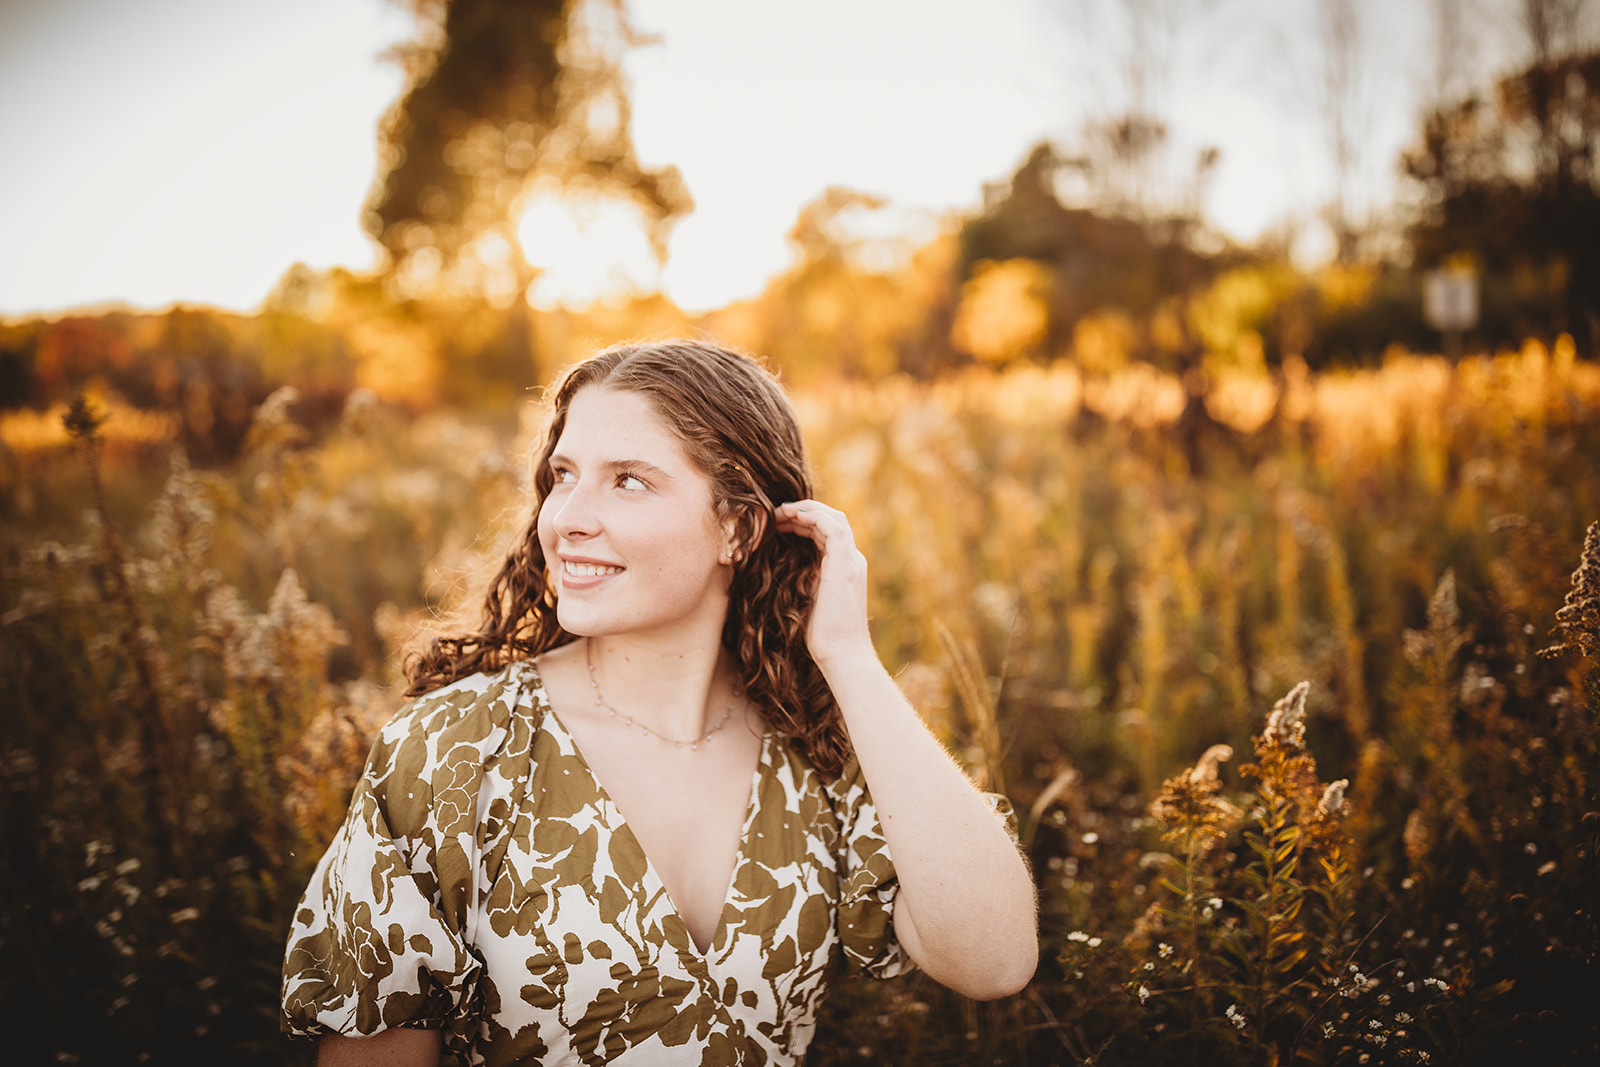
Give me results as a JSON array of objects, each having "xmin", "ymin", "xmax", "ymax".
[{"xmin": 554, "ymin": 385, "xmax": 689, "ymax": 463}]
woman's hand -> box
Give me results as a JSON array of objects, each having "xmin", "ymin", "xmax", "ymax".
[{"xmin": 773, "ymin": 500, "xmax": 874, "ymax": 668}]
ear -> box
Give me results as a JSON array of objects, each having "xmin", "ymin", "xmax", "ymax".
[{"xmin": 722, "ymin": 503, "xmax": 768, "ymax": 564}]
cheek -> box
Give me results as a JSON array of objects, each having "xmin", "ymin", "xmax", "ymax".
[{"xmin": 535, "ymin": 505, "xmax": 556, "ymax": 556}]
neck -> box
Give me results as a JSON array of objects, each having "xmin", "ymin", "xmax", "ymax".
[{"xmin": 585, "ymin": 634, "xmax": 736, "ymax": 740}]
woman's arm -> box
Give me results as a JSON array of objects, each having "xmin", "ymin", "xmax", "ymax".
[
  {"xmin": 319, "ymin": 1028, "xmax": 440, "ymax": 1067},
  {"xmin": 774, "ymin": 501, "xmax": 1039, "ymax": 1000}
]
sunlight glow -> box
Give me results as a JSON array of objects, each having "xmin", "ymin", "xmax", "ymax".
[{"xmin": 516, "ymin": 190, "xmax": 660, "ymax": 310}]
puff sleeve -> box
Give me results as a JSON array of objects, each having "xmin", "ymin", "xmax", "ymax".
[
  {"xmin": 281, "ymin": 668, "xmax": 528, "ymax": 1046},
  {"xmin": 827, "ymin": 760, "xmax": 1020, "ymax": 980},
  {"xmin": 826, "ymin": 757, "xmax": 914, "ymax": 979}
]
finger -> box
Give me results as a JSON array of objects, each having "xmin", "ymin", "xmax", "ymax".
[{"xmin": 776, "ymin": 501, "xmax": 850, "ymax": 532}]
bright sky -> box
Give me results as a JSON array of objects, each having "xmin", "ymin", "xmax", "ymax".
[{"xmin": 0, "ymin": 0, "xmax": 1523, "ymax": 318}]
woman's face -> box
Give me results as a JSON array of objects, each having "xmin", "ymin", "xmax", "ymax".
[{"xmin": 537, "ymin": 385, "xmax": 736, "ymax": 643}]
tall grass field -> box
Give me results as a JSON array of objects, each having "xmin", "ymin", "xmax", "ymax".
[{"xmin": 3, "ymin": 341, "xmax": 1598, "ymax": 1064}]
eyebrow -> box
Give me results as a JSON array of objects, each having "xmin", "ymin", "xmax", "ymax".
[{"xmin": 549, "ymin": 453, "xmax": 674, "ymax": 482}]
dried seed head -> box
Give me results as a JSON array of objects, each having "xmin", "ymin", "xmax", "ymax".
[
  {"xmin": 1541, "ymin": 521, "xmax": 1600, "ymax": 660},
  {"xmin": 1188, "ymin": 744, "xmax": 1234, "ymax": 785},
  {"xmin": 1263, "ymin": 681, "xmax": 1310, "ymax": 750},
  {"xmin": 1318, "ymin": 778, "xmax": 1349, "ymax": 817}
]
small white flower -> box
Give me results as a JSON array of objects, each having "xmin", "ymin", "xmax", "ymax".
[
  {"xmin": 1138, "ymin": 984, "xmax": 1151, "ymax": 1004},
  {"xmin": 1225, "ymin": 1003, "xmax": 1247, "ymax": 1030},
  {"xmin": 1068, "ymin": 930, "xmax": 1089, "ymax": 942},
  {"xmin": 1088, "ymin": 936, "xmax": 1103, "ymax": 948},
  {"xmin": 1158, "ymin": 942, "xmax": 1173, "ymax": 958},
  {"xmin": 1143, "ymin": 962, "xmax": 1155, "ymax": 971}
]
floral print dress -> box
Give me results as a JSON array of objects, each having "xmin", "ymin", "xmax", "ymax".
[{"xmin": 281, "ymin": 662, "xmax": 915, "ymax": 1065}]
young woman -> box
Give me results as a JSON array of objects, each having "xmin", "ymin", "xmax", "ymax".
[{"xmin": 282, "ymin": 341, "xmax": 1037, "ymax": 1066}]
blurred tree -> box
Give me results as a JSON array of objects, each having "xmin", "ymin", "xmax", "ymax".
[
  {"xmin": 368, "ymin": 0, "xmax": 690, "ymax": 296},
  {"xmin": 365, "ymin": 0, "xmax": 692, "ymax": 394},
  {"xmin": 950, "ymin": 259, "xmax": 1052, "ymax": 366},
  {"xmin": 712, "ymin": 188, "xmax": 948, "ymax": 382},
  {"xmin": 960, "ymin": 143, "xmax": 1228, "ymax": 369},
  {"xmin": 1403, "ymin": 40, "xmax": 1600, "ymax": 346}
]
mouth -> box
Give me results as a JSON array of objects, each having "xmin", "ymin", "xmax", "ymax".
[{"xmin": 563, "ymin": 560, "xmax": 624, "ymax": 578}]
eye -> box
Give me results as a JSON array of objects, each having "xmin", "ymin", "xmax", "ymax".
[
  {"xmin": 550, "ymin": 466, "xmax": 576, "ymax": 485},
  {"xmin": 618, "ymin": 473, "xmax": 648, "ymax": 491}
]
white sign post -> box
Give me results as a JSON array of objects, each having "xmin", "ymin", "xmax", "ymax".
[{"xmin": 1423, "ymin": 268, "xmax": 1479, "ymax": 360}]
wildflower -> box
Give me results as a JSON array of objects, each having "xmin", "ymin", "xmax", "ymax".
[
  {"xmin": 1322, "ymin": 1022, "xmax": 1336, "ymax": 1038},
  {"xmin": 1262, "ymin": 682, "xmax": 1309, "ymax": 749},
  {"xmin": 1540, "ymin": 521, "xmax": 1600, "ymax": 659},
  {"xmin": 1424, "ymin": 978, "xmax": 1449, "ymax": 992},
  {"xmin": 1395, "ymin": 1012, "xmax": 1412, "ymax": 1024},
  {"xmin": 169, "ymin": 907, "xmax": 200, "ymax": 924},
  {"xmin": 1138, "ymin": 984, "xmax": 1151, "ymax": 1004},
  {"xmin": 1225, "ymin": 1003, "xmax": 1247, "ymax": 1030},
  {"xmin": 1207, "ymin": 897, "xmax": 1222, "ymax": 910},
  {"xmin": 114, "ymin": 858, "xmax": 140, "ymax": 876},
  {"xmin": 77, "ymin": 876, "xmax": 103, "ymax": 893},
  {"xmin": 1082, "ymin": 832, "xmax": 1099, "ymax": 844},
  {"xmin": 1524, "ymin": 842, "xmax": 1537, "ymax": 855},
  {"xmin": 1143, "ymin": 962, "xmax": 1155, "ymax": 971},
  {"xmin": 1369, "ymin": 1020, "xmax": 1381, "ymax": 1030},
  {"xmin": 1088, "ymin": 936, "xmax": 1102, "ymax": 948},
  {"xmin": 1317, "ymin": 779, "xmax": 1349, "ymax": 817},
  {"xmin": 1538, "ymin": 861, "xmax": 1556, "ymax": 876},
  {"xmin": 1068, "ymin": 931, "xmax": 1090, "ymax": 942},
  {"xmin": 1158, "ymin": 942, "xmax": 1173, "ymax": 958},
  {"xmin": 1188, "ymin": 743, "xmax": 1233, "ymax": 785}
]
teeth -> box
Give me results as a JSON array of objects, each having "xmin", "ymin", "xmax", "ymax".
[{"xmin": 565, "ymin": 561, "xmax": 623, "ymax": 577}]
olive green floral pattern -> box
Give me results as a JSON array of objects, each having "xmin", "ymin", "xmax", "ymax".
[{"xmin": 282, "ymin": 662, "xmax": 952, "ymax": 1065}]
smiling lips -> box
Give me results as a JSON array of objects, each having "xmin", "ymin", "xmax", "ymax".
[{"xmin": 564, "ymin": 560, "xmax": 624, "ymax": 578}]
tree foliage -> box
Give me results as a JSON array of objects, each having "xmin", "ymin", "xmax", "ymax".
[
  {"xmin": 1404, "ymin": 47, "xmax": 1600, "ymax": 343},
  {"xmin": 366, "ymin": 0, "xmax": 691, "ymax": 300}
]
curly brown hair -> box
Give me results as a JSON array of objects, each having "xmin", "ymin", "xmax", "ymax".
[{"xmin": 404, "ymin": 340, "xmax": 851, "ymax": 777}]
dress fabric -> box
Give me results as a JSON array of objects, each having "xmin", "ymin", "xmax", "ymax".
[{"xmin": 281, "ymin": 661, "xmax": 914, "ymax": 1066}]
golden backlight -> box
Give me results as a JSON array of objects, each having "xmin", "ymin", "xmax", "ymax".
[{"xmin": 516, "ymin": 190, "xmax": 660, "ymax": 311}]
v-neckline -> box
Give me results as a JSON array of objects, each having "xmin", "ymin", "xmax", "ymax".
[{"xmin": 533, "ymin": 669, "xmax": 767, "ymax": 961}]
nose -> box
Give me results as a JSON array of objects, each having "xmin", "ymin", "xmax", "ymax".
[{"xmin": 547, "ymin": 478, "xmax": 601, "ymax": 541}]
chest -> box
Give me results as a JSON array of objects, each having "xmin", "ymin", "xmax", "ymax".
[{"xmin": 467, "ymin": 729, "xmax": 849, "ymax": 1061}]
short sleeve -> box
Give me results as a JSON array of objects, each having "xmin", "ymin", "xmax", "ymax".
[
  {"xmin": 281, "ymin": 668, "xmax": 528, "ymax": 1045},
  {"xmin": 828, "ymin": 758, "xmax": 914, "ymax": 979},
  {"xmin": 829, "ymin": 762, "xmax": 1021, "ymax": 981}
]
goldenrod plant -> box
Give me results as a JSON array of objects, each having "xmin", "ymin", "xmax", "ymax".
[{"xmin": 3, "ymin": 343, "xmax": 1598, "ymax": 1063}]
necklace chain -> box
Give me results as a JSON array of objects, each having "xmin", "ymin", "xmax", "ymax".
[{"xmin": 584, "ymin": 639, "xmax": 738, "ymax": 751}]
